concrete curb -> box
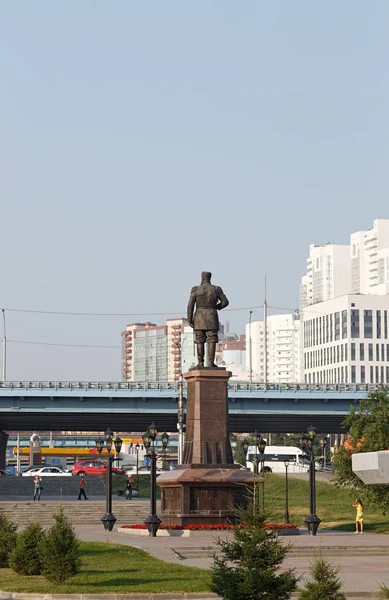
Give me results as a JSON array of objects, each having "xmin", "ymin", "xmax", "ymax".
[{"xmin": 0, "ymin": 591, "xmax": 377, "ymax": 599}]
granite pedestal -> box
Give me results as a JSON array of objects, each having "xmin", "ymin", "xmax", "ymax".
[{"xmin": 157, "ymin": 368, "xmax": 261, "ymax": 526}]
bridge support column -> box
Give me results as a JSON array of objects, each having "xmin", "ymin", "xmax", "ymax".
[{"xmin": 0, "ymin": 430, "xmax": 9, "ymax": 470}]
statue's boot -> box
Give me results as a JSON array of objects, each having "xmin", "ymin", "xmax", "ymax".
[
  {"xmin": 194, "ymin": 342, "xmax": 205, "ymax": 369},
  {"xmin": 206, "ymin": 341, "xmax": 217, "ymax": 368}
]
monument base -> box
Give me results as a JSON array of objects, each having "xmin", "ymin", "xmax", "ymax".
[{"xmin": 157, "ymin": 467, "xmax": 262, "ymax": 526}]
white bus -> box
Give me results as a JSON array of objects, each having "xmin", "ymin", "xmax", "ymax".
[{"xmin": 246, "ymin": 445, "xmax": 318, "ymax": 474}]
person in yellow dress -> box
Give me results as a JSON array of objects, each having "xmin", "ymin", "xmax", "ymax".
[{"xmin": 352, "ymin": 498, "xmax": 364, "ymax": 533}]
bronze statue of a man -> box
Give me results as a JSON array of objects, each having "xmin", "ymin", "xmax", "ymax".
[{"xmin": 187, "ymin": 271, "xmax": 229, "ymax": 369}]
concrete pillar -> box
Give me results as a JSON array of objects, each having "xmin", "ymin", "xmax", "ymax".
[{"xmin": 0, "ymin": 430, "xmax": 9, "ymax": 470}]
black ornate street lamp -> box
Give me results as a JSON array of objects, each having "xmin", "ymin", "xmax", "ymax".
[
  {"xmin": 242, "ymin": 439, "xmax": 249, "ymax": 467},
  {"xmin": 135, "ymin": 443, "xmax": 140, "ymax": 491},
  {"xmin": 320, "ymin": 436, "xmax": 327, "ymax": 470},
  {"xmin": 142, "ymin": 422, "xmax": 169, "ymax": 537},
  {"xmin": 253, "ymin": 430, "xmax": 260, "ymax": 475},
  {"xmin": 95, "ymin": 428, "xmax": 123, "ymax": 531},
  {"xmin": 300, "ymin": 425, "xmax": 320, "ymax": 536},
  {"xmin": 258, "ymin": 437, "xmax": 266, "ymax": 513},
  {"xmin": 284, "ymin": 459, "xmax": 290, "ymax": 524}
]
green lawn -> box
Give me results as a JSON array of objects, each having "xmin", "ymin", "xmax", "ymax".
[
  {"xmin": 262, "ymin": 473, "xmax": 389, "ymax": 533},
  {"xmin": 0, "ymin": 541, "xmax": 210, "ymax": 594}
]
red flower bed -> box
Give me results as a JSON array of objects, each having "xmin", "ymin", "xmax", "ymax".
[{"xmin": 120, "ymin": 523, "xmax": 297, "ymax": 531}]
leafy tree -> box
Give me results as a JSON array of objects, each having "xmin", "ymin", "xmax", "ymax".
[
  {"xmin": 9, "ymin": 522, "xmax": 44, "ymax": 575},
  {"xmin": 299, "ymin": 550, "xmax": 346, "ymax": 600},
  {"xmin": 333, "ymin": 386, "xmax": 389, "ymax": 512},
  {"xmin": 210, "ymin": 497, "xmax": 297, "ymax": 600},
  {"xmin": 39, "ymin": 506, "xmax": 81, "ymax": 583},
  {"xmin": 0, "ymin": 512, "xmax": 18, "ymax": 567}
]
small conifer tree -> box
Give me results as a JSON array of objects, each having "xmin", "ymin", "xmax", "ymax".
[
  {"xmin": 0, "ymin": 512, "xmax": 18, "ymax": 567},
  {"xmin": 9, "ymin": 522, "xmax": 44, "ymax": 575},
  {"xmin": 377, "ymin": 583, "xmax": 389, "ymax": 599},
  {"xmin": 299, "ymin": 549, "xmax": 346, "ymax": 600},
  {"xmin": 210, "ymin": 490, "xmax": 298, "ymax": 600},
  {"xmin": 39, "ymin": 506, "xmax": 81, "ymax": 583}
]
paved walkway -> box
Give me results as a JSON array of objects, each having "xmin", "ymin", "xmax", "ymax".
[{"xmin": 75, "ymin": 525, "xmax": 389, "ymax": 596}]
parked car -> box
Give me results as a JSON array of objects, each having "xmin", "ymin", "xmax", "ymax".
[
  {"xmin": 0, "ymin": 469, "xmax": 14, "ymax": 476},
  {"xmin": 123, "ymin": 465, "xmax": 163, "ymax": 475},
  {"xmin": 72, "ymin": 459, "xmax": 124, "ymax": 477},
  {"xmin": 22, "ymin": 466, "xmax": 72, "ymax": 477}
]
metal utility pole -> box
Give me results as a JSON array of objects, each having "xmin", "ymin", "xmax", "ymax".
[
  {"xmin": 263, "ymin": 275, "xmax": 267, "ymax": 385},
  {"xmin": 178, "ymin": 373, "xmax": 184, "ymax": 464},
  {"xmin": 2, "ymin": 309, "xmax": 6, "ymax": 381},
  {"xmin": 249, "ymin": 310, "xmax": 253, "ymax": 383},
  {"xmin": 176, "ymin": 336, "xmax": 186, "ymax": 465}
]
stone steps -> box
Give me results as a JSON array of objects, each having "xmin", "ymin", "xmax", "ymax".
[
  {"xmin": 0, "ymin": 500, "xmax": 160, "ymax": 526},
  {"xmin": 0, "ymin": 476, "xmax": 106, "ymax": 496}
]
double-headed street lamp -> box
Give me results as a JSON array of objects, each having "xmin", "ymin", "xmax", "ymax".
[
  {"xmin": 142, "ymin": 422, "xmax": 169, "ymax": 537},
  {"xmin": 96, "ymin": 428, "xmax": 123, "ymax": 531},
  {"xmin": 300, "ymin": 424, "xmax": 321, "ymax": 536}
]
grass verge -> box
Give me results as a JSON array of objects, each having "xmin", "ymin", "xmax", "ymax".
[
  {"xmin": 263, "ymin": 473, "xmax": 389, "ymax": 533},
  {"xmin": 0, "ymin": 541, "xmax": 210, "ymax": 594}
]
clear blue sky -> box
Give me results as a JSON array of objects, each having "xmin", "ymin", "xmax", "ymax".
[{"xmin": 1, "ymin": 1, "xmax": 388, "ymax": 380}]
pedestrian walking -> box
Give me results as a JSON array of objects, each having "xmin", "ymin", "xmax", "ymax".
[
  {"xmin": 352, "ymin": 498, "xmax": 364, "ymax": 533},
  {"xmin": 78, "ymin": 475, "xmax": 89, "ymax": 500},
  {"xmin": 33, "ymin": 475, "xmax": 42, "ymax": 502},
  {"xmin": 125, "ymin": 475, "xmax": 133, "ymax": 500}
]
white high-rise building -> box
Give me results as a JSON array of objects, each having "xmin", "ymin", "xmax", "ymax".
[
  {"xmin": 300, "ymin": 243, "xmax": 350, "ymax": 308},
  {"xmin": 301, "ymin": 219, "xmax": 389, "ymax": 308},
  {"xmin": 303, "ymin": 294, "xmax": 389, "ymax": 385},
  {"xmin": 351, "ymin": 219, "xmax": 389, "ymax": 295},
  {"xmin": 246, "ymin": 314, "xmax": 301, "ymax": 383}
]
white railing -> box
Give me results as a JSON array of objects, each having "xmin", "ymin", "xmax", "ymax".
[{"xmin": 0, "ymin": 380, "xmax": 384, "ymax": 393}]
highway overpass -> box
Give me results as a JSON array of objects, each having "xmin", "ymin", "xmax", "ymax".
[{"xmin": 0, "ymin": 380, "xmax": 378, "ymax": 434}]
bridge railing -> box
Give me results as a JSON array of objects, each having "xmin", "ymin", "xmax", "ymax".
[{"xmin": 0, "ymin": 380, "xmax": 385, "ymax": 393}]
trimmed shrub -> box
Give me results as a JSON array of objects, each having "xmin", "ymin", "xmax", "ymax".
[
  {"xmin": 0, "ymin": 512, "xmax": 18, "ymax": 567},
  {"xmin": 299, "ymin": 550, "xmax": 346, "ymax": 600},
  {"xmin": 9, "ymin": 522, "xmax": 44, "ymax": 575},
  {"xmin": 39, "ymin": 506, "xmax": 81, "ymax": 583}
]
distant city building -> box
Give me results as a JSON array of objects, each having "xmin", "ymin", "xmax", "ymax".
[
  {"xmin": 302, "ymin": 294, "xmax": 389, "ymax": 384},
  {"xmin": 300, "ymin": 219, "xmax": 389, "ymax": 309},
  {"xmin": 216, "ymin": 335, "xmax": 246, "ymax": 380},
  {"xmin": 121, "ymin": 318, "xmax": 187, "ymax": 381},
  {"xmin": 246, "ymin": 314, "xmax": 301, "ymax": 383},
  {"xmin": 350, "ymin": 219, "xmax": 389, "ymax": 295},
  {"xmin": 300, "ymin": 219, "xmax": 389, "ymax": 384},
  {"xmin": 121, "ymin": 319, "xmax": 225, "ymax": 381},
  {"xmin": 300, "ymin": 243, "xmax": 350, "ymax": 309}
]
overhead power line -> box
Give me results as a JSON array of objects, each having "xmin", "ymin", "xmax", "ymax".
[
  {"xmin": 9, "ymin": 339, "xmax": 120, "ymax": 349},
  {"xmin": 3, "ymin": 305, "xmax": 264, "ymax": 317}
]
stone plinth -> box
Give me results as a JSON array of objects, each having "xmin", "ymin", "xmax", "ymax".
[
  {"xmin": 157, "ymin": 466, "xmax": 261, "ymax": 526},
  {"xmin": 183, "ymin": 368, "xmax": 233, "ymax": 465},
  {"xmin": 352, "ymin": 451, "xmax": 389, "ymax": 484},
  {"xmin": 158, "ymin": 368, "xmax": 262, "ymax": 526}
]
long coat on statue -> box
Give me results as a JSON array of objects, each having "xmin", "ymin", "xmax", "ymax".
[{"xmin": 187, "ymin": 283, "xmax": 229, "ymax": 332}]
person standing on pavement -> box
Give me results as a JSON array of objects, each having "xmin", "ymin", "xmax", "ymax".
[
  {"xmin": 125, "ymin": 475, "xmax": 133, "ymax": 500},
  {"xmin": 33, "ymin": 475, "xmax": 42, "ymax": 502},
  {"xmin": 78, "ymin": 475, "xmax": 89, "ymax": 500},
  {"xmin": 352, "ymin": 498, "xmax": 364, "ymax": 533}
]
